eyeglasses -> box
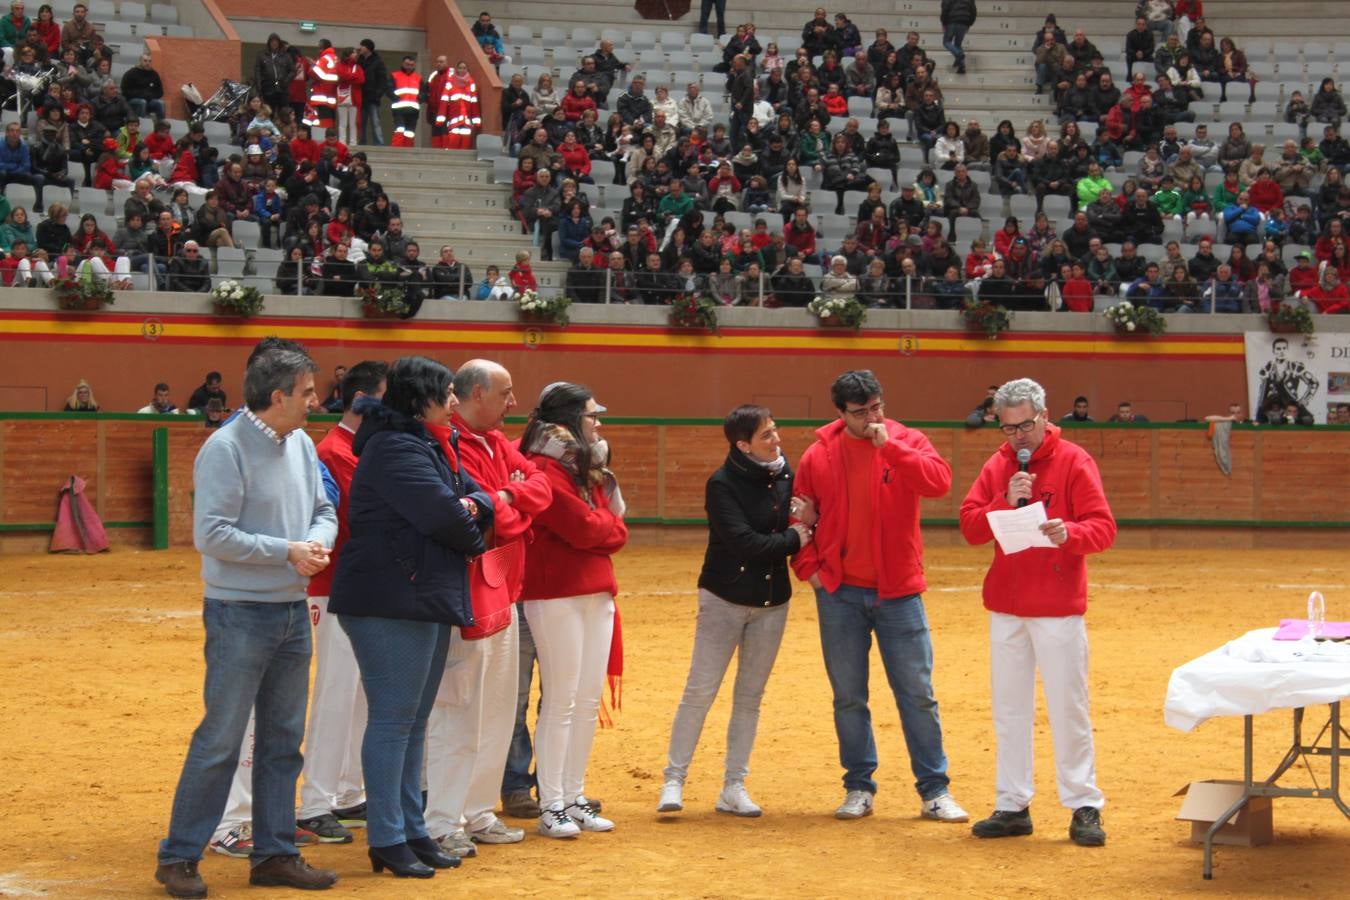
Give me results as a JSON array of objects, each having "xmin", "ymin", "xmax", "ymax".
[
  {"xmin": 999, "ymin": 416, "xmax": 1041, "ymax": 436},
  {"xmin": 581, "ymin": 412, "xmax": 602, "ymax": 420},
  {"xmin": 843, "ymin": 401, "xmax": 884, "ymax": 418}
]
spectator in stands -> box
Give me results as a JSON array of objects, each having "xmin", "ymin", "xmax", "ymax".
[
  {"xmin": 136, "ymin": 383, "xmax": 178, "ymax": 415},
  {"xmin": 1124, "ymin": 17, "xmax": 1154, "ymax": 80},
  {"xmin": 121, "ymin": 52, "xmax": 165, "ymax": 121},
  {"xmin": 355, "ymin": 39, "xmax": 389, "ymax": 146},
  {"xmin": 1061, "ymin": 396, "xmax": 1093, "ymax": 422},
  {"xmin": 192, "ymin": 190, "xmax": 237, "ymax": 249},
  {"xmin": 1208, "ymin": 37, "xmax": 1257, "ymax": 104},
  {"xmin": 60, "ymin": 379, "xmax": 98, "ymax": 412},
  {"xmin": 1033, "ymin": 31, "xmax": 1068, "ymax": 97},
  {"xmin": 769, "ymin": 255, "xmax": 814, "ymax": 307},
  {"xmin": 161, "ymin": 239, "xmax": 208, "ymax": 292},
  {"xmin": 1203, "ymin": 263, "xmax": 1246, "ymax": 312},
  {"xmin": 1108, "ymin": 401, "xmax": 1149, "ymax": 423},
  {"xmin": 112, "ymin": 210, "xmax": 163, "ymax": 287},
  {"xmin": 59, "ymin": 2, "xmax": 93, "ymax": 51},
  {"xmin": 0, "ymin": 0, "xmax": 30, "ymax": 48},
  {"xmin": 1221, "ymin": 190, "xmax": 1262, "ymax": 246},
  {"xmin": 1302, "ymin": 265, "xmax": 1350, "ymax": 313},
  {"xmin": 520, "ymin": 168, "xmax": 560, "ymax": 261},
  {"xmin": 1311, "ymin": 78, "xmax": 1347, "ymax": 130},
  {"xmin": 530, "ymin": 72, "xmax": 558, "ymax": 120},
  {"xmin": 186, "ymin": 372, "xmax": 226, "ymax": 412},
  {"xmin": 253, "ymin": 33, "xmax": 295, "ymax": 119},
  {"xmin": 318, "ymin": 241, "xmax": 356, "ymax": 296},
  {"xmin": 0, "ymin": 122, "xmax": 41, "ymax": 212},
  {"xmin": 617, "ymin": 75, "xmax": 653, "ymax": 128}
]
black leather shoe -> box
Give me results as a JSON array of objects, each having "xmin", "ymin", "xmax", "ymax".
[
  {"xmin": 154, "ymin": 861, "xmax": 206, "ymax": 899},
  {"xmin": 1069, "ymin": 806, "xmax": 1106, "ymax": 846},
  {"xmin": 971, "ymin": 808, "xmax": 1034, "ymax": 838},
  {"xmin": 368, "ymin": 844, "xmax": 435, "ymax": 878},
  {"xmin": 408, "ymin": 835, "xmax": 462, "ymax": 869}
]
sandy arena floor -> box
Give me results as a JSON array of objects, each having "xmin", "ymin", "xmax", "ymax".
[{"xmin": 1, "ymin": 540, "xmax": 1347, "ymax": 898}]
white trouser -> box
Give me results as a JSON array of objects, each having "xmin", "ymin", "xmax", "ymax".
[
  {"xmin": 337, "ymin": 104, "xmax": 359, "ymax": 146},
  {"xmin": 423, "ymin": 611, "xmax": 520, "ymax": 837},
  {"xmin": 77, "ymin": 256, "xmax": 131, "ymax": 283},
  {"xmin": 298, "ymin": 596, "xmax": 367, "ymax": 819},
  {"xmin": 213, "ymin": 710, "xmax": 254, "ymax": 839},
  {"xmin": 13, "ymin": 258, "xmax": 53, "ymax": 286},
  {"xmin": 990, "ymin": 611, "xmax": 1104, "ymax": 812},
  {"xmin": 169, "ymin": 180, "xmax": 211, "ymax": 197},
  {"xmin": 523, "ymin": 593, "xmax": 615, "ymax": 811}
]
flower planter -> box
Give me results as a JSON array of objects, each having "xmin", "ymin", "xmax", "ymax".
[
  {"xmin": 58, "ymin": 295, "xmax": 104, "ymax": 311},
  {"xmin": 816, "ymin": 314, "xmax": 847, "ymax": 327},
  {"xmin": 1267, "ymin": 318, "xmax": 1303, "ymax": 334},
  {"xmin": 518, "ymin": 309, "xmax": 558, "ymax": 324},
  {"xmin": 1112, "ymin": 324, "xmax": 1150, "ymax": 336},
  {"xmin": 213, "ymin": 301, "xmax": 249, "ymax": 317},
  {"xmin": 361, "ymin": 302, "xmax": 404, "ymax": 320}
]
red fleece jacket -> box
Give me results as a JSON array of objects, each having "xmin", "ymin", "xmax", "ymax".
[
  {"xmin": 308, "ymin": 424, "xmax": 356, "ymax": 597},
  {"xmin": 452, "ymin": 414, "xmax": 554, "ymax": 599},
  {"xmin": 958, "ymin": 424, "xmax": 1117, "ymax": 617},
  {"xmin": 518, "ymin": 454, "xmax": 627, "ymax": 601},
  {"xmin": 791, "ymin": 418, "xmax": 952, "ymax": 600}
]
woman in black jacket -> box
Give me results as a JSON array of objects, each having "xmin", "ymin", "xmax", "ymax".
[
  {"xmin": 657, "ymin": 405, "xmax": 816, "ymax": 818},
  {"xmin": 329, "ymin": 356, "xmax": 492, "ymax": 879}
]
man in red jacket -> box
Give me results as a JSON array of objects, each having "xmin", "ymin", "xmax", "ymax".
[
  {"xmin": 424, "ymin": 359, "xmax": 553, "ymax": 856},
  {"xmin": 958, "ymin": 378, "xmax": 1116, "ymax": 847},
  {"xmin": 296, "ymin": 361, "xmax": 388, "ymax": 843},
  {"xmin": 792, "ymin": 370, "xmax": 969, "ymax": 824}
]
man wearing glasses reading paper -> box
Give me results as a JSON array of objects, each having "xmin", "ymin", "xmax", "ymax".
[{"xmin": 958, "ymin": 378, "xmax": 1116, "ymax": 848}]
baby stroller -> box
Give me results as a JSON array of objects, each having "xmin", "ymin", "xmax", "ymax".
[{"xmin": 182, "ymin": 79, "xmax": 253, "ymax": 126}]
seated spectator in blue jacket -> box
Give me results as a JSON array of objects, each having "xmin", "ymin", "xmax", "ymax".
[
  {"xmin": 252, "ymin": 177, "xmax": 286, "ymax": 249},
  {"xmin": 1203, "ymin": 264, "xmax": 1245, "ymax": 312},
  {"xmin": 1124, "ymin": 261, "xmax": 1168, "ymax": 310},
  {"xmin": 557, "ymin": 201, "xmax": 592, "ymax": 263},
  {"xmin": 0, "ymin": 122, "xmax": 44, "ymax": 211},
  {"xmin": 1222, "ymin": 191, "xmax": 1263, "ymax": 245}
]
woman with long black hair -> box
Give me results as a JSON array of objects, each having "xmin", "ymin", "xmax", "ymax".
[{"xmin": 518, "ymin": 383, "xmax": 628, "ymax": 839}]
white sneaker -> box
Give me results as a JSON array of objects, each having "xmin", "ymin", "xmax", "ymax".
[
  {"xmin": 469, "ymin": 818, "xmax": 525, "ymax": 844},
  {"xmin": 434, "ymin": 828, "xmax": 478, "ymax": 858},
  {"xmin": 715, "ymin": 782, "xmax": 763, "ymax": 818},
  {"xmin": 657, "ymin": 780, "xmax": 684, "ymax": 813},
  {"xmin": 538, "ymin": 806, "xmax": 580, "ymax": 839},
  {"xmin": 565, "ymin": 796, "xmax": 615, "ymax": 832},
  {"xmin": 835, "ymin": 790, "xmax": 874, "ymax": 820},
  {"xmin": 921, "ymin": 792, "xmax": 970, "ymax": 822}
]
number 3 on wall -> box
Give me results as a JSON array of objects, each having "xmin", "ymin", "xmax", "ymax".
[
  {"xmin": 523, "ymin": 328, "xmax": 542, "ymax": 349},
  {"xmin": 141, "ymin": 318, "xmax": 164, "ymax": 341},
  {"xmin": 898, "ymin": 334, "xmax": 919, "ymax": 356}
]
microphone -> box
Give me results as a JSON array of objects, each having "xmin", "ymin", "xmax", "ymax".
[{"xmin": 1016, "ymin": 448, "xmax": 1032, "ymax": 508}]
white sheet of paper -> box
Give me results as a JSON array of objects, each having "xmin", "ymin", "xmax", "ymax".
[{"xmin": 986, "ymin": 501, "xmax": 1056, "ymax": 555}]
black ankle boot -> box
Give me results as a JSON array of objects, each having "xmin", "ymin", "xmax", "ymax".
[
  {"xmin": 407, "ymin": 835, "xmax": 461, "ymax": 869},
  {"xmin": 369, "ymin": 843, "xmax": 435, "ymax": 878}
]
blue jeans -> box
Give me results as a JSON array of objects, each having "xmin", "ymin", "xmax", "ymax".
[
  {"xmin": 360, "ymin": 104, "xmax": 385, "ymax": 146},
  {"xmin": 501, "ymin": 601, "xmax": 538, "ymax": 795},
  {"xmin": 942, "ymin": 24, "xmax": 968, "ymax": 63},
  {"xmin": 159, "ymin": 599, "xmax": 312, "ymax": 866},
  {"xmin": 128, "ymin": 97, "xmax": 167, "ymax": 120},
  {"xmin": 340, "ymin": 614, "xmax": 450, "ymax": 849},
  {"xmin": 815, "ymin": 585, "xmax": 951, "ymax": 800}
]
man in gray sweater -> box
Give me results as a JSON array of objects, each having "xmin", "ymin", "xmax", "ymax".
[{"xmin": 156, "ymin": 348, "xmax": 339, "ymax": 900}]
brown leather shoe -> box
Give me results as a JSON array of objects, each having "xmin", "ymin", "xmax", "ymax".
[
  {"xmin": 248, "ymin": 855, "xmax": 338, "ymax": 891},
  {"xmin": 155, "ymin": 861, "xmax": 207, "ymax": 899}
]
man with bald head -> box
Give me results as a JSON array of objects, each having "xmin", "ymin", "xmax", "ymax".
[{"xmin": 423, "ymin": 360, "xmax": 554, "ymax": 854}]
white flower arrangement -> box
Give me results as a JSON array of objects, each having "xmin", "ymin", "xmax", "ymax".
[
  {"xmin": 516, "ymin": 290, "xmax": 570, "ymax": 324},
  {"xmin": 807, "ymin": 294, "xmax": 867, "ymax": 328},
  {"xmin": 1103, "ymin": 299, "xmax": 1165, "ymax": 336},
  {"xmin": 210, "ymin": 279, "xmax": 265, "ymax": 316}
]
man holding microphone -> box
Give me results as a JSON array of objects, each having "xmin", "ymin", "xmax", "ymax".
[
  {"xmin": 792, "ymin": 370, "xmax": 969, "ymax": 824},
  {"xmin": 958, "ymin": 378, "xmax": 1115, "ymax": 847}
]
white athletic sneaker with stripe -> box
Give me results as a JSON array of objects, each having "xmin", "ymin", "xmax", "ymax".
[
  {"xmin": 715, "ymin": 782, "xmax": 763, "ymax": 818},
  {"xmin": 538, "ymin": 806, "xmax": 581, "ymax": 839},
  {"xmin": 565, "ymin": 796, "xmax": 614, "ymax": 832},
  {"xmin": 657, "ymin": 781, "xmax": 684, "ymax": 813},
  {"xmin": 921, "ymin": 792, "xmax": 970, "ymax": 822}
]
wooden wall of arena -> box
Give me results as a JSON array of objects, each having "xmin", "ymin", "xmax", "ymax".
[{"xmin": 3, "ymin": 415, "xmax": 1347, "ymax": 553}]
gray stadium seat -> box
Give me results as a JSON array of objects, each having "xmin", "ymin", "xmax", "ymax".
[{"xmin": 148, "ymin": 3, "xmax": 177, "ymax": 25}]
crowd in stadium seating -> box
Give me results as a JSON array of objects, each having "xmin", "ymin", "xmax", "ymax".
[{"xmin": 487, "ymin": 4, "xmax": 1350, "ymax": 315}]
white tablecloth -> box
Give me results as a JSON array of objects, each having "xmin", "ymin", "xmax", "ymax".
[{"xmin": 1164, "ymin": 628, "xmax": 1350, "ymax": 732}]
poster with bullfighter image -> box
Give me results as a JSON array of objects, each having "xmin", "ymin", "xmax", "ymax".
[{"xmin": 1244, "ymin": 332, "xmax": 1350, "ymax": 424}]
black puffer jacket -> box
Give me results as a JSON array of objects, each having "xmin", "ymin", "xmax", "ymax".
[
  {"xmin": 698, "ymin": 447, "xmax": 802, "ymax": 608},
  {"xmin": 329, "ymin": 399, "xmax": 493, "ymax": 625}
]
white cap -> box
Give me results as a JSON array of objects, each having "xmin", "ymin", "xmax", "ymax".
[{"xmin": 245, "ymin": 144, "xmax": 262, "ymax": 155}]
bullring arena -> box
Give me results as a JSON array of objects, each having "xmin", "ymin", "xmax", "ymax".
[{"xmin": 3, "ymin": 0, "xmax": 1350, "ymax": 896}]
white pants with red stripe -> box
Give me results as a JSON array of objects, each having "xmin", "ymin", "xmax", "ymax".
[
  {"xmin": 989, "ymin": 612, "xmax": 1104, "ymax": 813},
  {"xmin": 298, "ymin": 596, "xmax": 366, "ymax": 819},
  {"xmin": 423, "ymin": 610, "xmax": 520, "ymax": 837}
]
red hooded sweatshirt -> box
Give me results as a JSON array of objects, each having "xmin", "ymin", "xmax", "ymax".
[
  {"xmin": 308, "ymin": 423, "xmax": 357, "ymax": 598},
  {"xmin": 792, "ymin": 418, "xmax": 951, "ymax": 600},
  {"xmin": 958, "ymin": 424, "xmax": 1117, "ymax": 617},
  {"xmin": 452, "ymin": 412, "xmax": 554, "ymax": 599}
]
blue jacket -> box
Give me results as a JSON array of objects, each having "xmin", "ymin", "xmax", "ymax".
[
  {"xmin": 1126, "ymin": 276, "xmax": 1168, "ymax": 310},
  {"xmin": 558, "ymin": 214, "xmax": 592, "ymax": 260},
  {"xmin": 253, "ymin": 191, "xmax": 285, "ymax": 219},
  {"xmin": 0, "ymin": 139, "xmax": 31, "ymax": 174},
  {"xmin": 329, "ymin": 400, "xmax": 493, "ymax": 625},
  {"xmin": 1222, "ymin": 203, "xmax": 1262, "ymax": 238},
  {"xmin": 1204, "ymin": 277, "xmax": 1244, "ymax": 313}
]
